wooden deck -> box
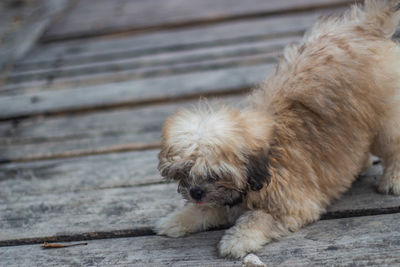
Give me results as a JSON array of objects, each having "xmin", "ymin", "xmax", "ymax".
[{"xmin": 1, "ymin": 0, "xmax": 400, "ymax": 266}]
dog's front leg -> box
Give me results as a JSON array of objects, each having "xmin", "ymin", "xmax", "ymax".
[
  {"xmin": 218, "ymin": 210, "xmax": 290, "ymax": 258},
  {"xmin": 155, "ymin": 204, "xmax": 230, "ymax": 237}
]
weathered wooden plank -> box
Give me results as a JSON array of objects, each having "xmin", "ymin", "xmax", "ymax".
[
  {"xmin": 1, "ymin": 52, "xmax": 278, "ymax": 94},
  {"xmin": 0, "ymin": 8, "xmax": 347, "ymax": 94},
  {"xmin": 1, "ymin": 213, "xmax": 399, "ymax": 266},
  {"xmin": 42, "ymin": 0, "xmax": 354, "ymax": 42},
  {"xmin": 0, "ymin": 95, "xmax": 242, "ymax": 162},
  {"xmin": 0, "ymin": 183, "xmax": 184, "ymax": 244},
  {"xmin": 4, "ymin": 45, "xmax": 280, "ymax": 88},
  {"xmin": 7, "ymin": 36, "xmax": 296, "ymax": 84},
  {"xmin": 0, "ymin": 156, "xmax": 399, "ymax": 245},
  {"xmin": 0, "ymin": 0, "xmax": 67, "ymax": 71},
  {"xmin": 0, "ymin": 149, "xmax": 161, "ymax": 196},
  {"xmin": 15, "ymin": 7, "xmax": 341, "ymax": 71},
  {"xmin": 0, "ymin": 63, "xmax": 273, "ymax": 120}
]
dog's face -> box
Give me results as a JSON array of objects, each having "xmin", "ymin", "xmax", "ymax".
[{"xmin": 158, "ymin": 106, "xmax": 274, "ymax": 206}]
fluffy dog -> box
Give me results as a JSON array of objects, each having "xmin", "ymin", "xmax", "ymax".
[{"xmin": 155, "ymin": 0, "xmax": 400, "ymax": 258}]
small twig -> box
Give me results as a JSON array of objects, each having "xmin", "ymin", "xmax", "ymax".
[{"xmin": 41, "ymin": 242, "xmax": 88, "ymax": 249}]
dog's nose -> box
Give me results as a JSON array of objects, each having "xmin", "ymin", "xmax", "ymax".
[{"xmin": 189, "ymin": 187, "xmax": 205, "ymax": 201}]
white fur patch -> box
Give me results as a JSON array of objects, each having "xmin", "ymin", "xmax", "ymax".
[{"xmin": 170, "ymin": 109, "xmax": 237, "ymax": 147}]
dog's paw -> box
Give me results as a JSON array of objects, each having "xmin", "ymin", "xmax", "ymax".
[
  {"xmin": 154, "ymin": 213, "xmax": 188, "ymax": 237},
  {"xmin": 378, "ymin": 174, "xmax": 400, "ymax": 195},
  {"xmin": 218, "ymin": 231, "xmax": 264, "ymax": 259},
  {"xmin": 219, "ymin": 226, "xmax": 267, "ymax": 259},
  {"xmin": 218, "ymin": 233, "xmax": 248, "ymax": 259}
]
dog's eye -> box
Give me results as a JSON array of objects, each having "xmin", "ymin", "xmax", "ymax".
[
  {"xmin": 178, "ymin": 178, "xmax": 189, "ymax": 187},
  {"xmin": 173, "ymin": 166, "xmax": 191, "ymax": 181},
  {"xmin": 207, "ymin": 176, "xmax": 215, "ymax": 182},
  {"xmin": 173, "ymin": 171, "xmax": 187, "ymax": 181},
  {"xmin": 206, "ymin": 173, "xmax": 220, "ymax": 182}
]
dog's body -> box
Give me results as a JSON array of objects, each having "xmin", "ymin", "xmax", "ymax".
[{"xmin": 155, "ymin": 0, "xmax": 400, "ymax": 258}]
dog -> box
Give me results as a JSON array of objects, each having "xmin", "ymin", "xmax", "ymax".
[{"xmin": 155, "ymin": 0, "xmax": 400, "ymax": 258}]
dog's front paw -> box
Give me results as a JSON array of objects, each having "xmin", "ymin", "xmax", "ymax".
[
  {"xmin": 218, "ymin": 232, "xmax": 250, "ymax": 259},
  {"xmin": 218, "ymin": 228, "xmax": 266, "ymax": 259},
  {"xmin": 154, "ymin": 213, "xmax": 188, "ymax": 238},
  {"xmin": 218, "ymin": 234, "xmax": 247, "ymax": 259}
]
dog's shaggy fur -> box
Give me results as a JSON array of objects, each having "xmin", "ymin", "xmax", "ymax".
[{"xmin": 155, "ymin": 0, "xmax": 400, "ymax": 258}]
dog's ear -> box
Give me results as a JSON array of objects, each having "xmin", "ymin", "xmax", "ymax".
[{"xmin": 245, "ymin": 149, "xmax": 271, "ymax": 191}]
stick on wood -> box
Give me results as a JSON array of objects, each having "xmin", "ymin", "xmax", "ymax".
[{"xmin": 41, "ymin": 242, "xmax": 88, "ymax": 249}]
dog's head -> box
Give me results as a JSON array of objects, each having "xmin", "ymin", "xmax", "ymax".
[{"xmin": 158, "ymin": 106, "xmax": 274, "ymax": 207}]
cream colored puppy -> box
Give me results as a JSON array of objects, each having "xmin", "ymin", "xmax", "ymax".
[{"xmin": 155, "ymin": 0, "xmax": 400, "ymax": 258}]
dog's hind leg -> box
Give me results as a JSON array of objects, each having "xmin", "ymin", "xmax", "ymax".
[{"xmin": 371, "ymin": 107, "xmax": 400, "ymax": 195}]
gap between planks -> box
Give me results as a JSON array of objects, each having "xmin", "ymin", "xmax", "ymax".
[
  {"xmin": 2, "ymin": 206, "xmax": 400, "ymax": 247},
  {"xmin": 3, "ymin": 213, "xmax": 399, "ymax": 266}
]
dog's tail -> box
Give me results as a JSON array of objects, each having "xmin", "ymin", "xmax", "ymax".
[{"xmin": 358, "ymin": 0, "xmax": 400, "ymax": 38}]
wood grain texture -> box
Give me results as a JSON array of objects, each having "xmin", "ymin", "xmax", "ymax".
[
  {"xmin": 0, "ymin": 0, "xmax": 67, "ymax": 71},
  {"xmin": 16, "ymin": 10, "xmax": 337, "ymax": 71},
  {"xmin": 1, "ymin": 213, "xmax": 399, "ymax": 266},
  {"xmin": 5, "ymin": 47, "xmax": 279, "ymax": 88},
  {"xmin": 1, "ymin": 55, "xmax": 274, "ymax": 94},
  {"xmin": 0, "ymin": 149, "xmax": 162, "ymax": 196},
  {"xmin": 1, "ymin": 156, "xmax": 399, "ymax": 245},
  {"xmin": 0, "ymin": 96, "xmax": 241, "ymax": 162},
  {"xmin": 2, "ymin": 1, "xmax": 397, "ymax": 265},
  {"xmin": 13, "ymin": 7, "xmax": 342, "ymax": 73},
  {"xmin": 41, "ymin": 0, "xmax": 354, "ymax": 42},
  {"xmin": 0, "ymin": 182, "xmax": 183, "ymax": 244},
  {"xmin": 0, "ymin": 7, "xmax": 347, "ymax": 95},
  {"xmin": 0, "ymin": 64, "xmax": 273, "ymax": 121},
  {"xmin": 7, "ymin": 36, "xmax": 295, "ymax": 84}
]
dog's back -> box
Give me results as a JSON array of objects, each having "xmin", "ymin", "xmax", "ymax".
[
  {"xmin": 251, "ymin": 0, "xmax": 400, "ymax": 134},
  {"xmin": 248, "ymin": 0, "xmax": 400, "ymax": 210}
]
